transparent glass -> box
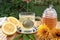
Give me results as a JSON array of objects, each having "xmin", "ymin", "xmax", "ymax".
[
  {"xmin": 42, "ymin": 6, "xmax": 57, "ymax": 29},
  {"xmin": 19, "ymin": 12, "xmax": 35, "ymax": 29}
]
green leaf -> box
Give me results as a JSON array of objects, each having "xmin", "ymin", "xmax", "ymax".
[
  {"xmin": 23, "ymin": 34, "xmax": 29, "ymax": 40},
  {"xmin": 13, "ymin": 34, "xmax": 23, "ymax": 40},
  {"xmin": 28, "ymin": 34, "xmax": 36, "ymax": 40}
]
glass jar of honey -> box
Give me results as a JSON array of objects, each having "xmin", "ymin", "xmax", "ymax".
[{"xmin": 42, "ymin": 5, "xmax": 57, "ymax": 29}]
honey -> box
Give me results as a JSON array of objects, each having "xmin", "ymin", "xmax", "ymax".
[{"xmin": 42, "ymin": 17, "xmax": 57, "ymax": 29}]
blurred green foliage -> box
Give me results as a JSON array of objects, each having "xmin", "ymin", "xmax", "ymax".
[
  {"xmin": 34, "ymin": 5, "xmax": 60, "ymax": 21},
  {"xmin": 0, "ymin": 0, "xmax": 60, "ymax": 21},
  {"xmin": 0, "ymin": 0, "xmax": 34, "ymax": 19}
]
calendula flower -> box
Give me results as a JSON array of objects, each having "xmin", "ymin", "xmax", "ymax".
[
  {"xmin": 37, "ymin": 24, "xmax": 50, "ymax": 38},
  {"xmin": 50, "ymin": 28, "xmax": 60, "ymax": 38}
]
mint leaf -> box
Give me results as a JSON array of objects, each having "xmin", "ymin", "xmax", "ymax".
[
  {"xmin": 23, "ymin": 34, "xmax": 29, "ymax": 40},
  {"xmin": 13, "ymin": 34, "xmax": 23, "ymax": 40},
  {"xmin": 28, "ymin": 34, "xmax": 36, "ymax": 40}
]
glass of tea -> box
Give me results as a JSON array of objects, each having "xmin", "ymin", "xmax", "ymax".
[{"xmin": 19, "ymin": 12, "xmax": 35, "ymax": 29}]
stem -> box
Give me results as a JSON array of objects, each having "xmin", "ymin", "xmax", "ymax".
[{"xmin": 27, "ymin": 3, "xmax": 28, "ymax": 12}]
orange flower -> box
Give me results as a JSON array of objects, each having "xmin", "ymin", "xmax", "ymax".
[
  {"xmin": 37, "ymin": 24, "xmax": 50, "ymax": 38},
  {"xmin": 50, "ymin": 28, "xmax": 60, "ymax": 38}
]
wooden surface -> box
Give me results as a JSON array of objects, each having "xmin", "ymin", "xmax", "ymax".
[{"xmin": 7, "ymin": 21, "xmax": 60, "ymax": 40}]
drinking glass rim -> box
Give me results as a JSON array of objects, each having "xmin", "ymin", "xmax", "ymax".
[{"xmin": 19, "ymin": 12, "xmax": 35, "ymax": 15}]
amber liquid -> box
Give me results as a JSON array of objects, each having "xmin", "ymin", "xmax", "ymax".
[{"xmin": 42, "ymin": 17, "xmax": 57, "ymax": 29}]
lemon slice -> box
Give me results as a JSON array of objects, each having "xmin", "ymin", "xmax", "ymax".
[
  {"xmin": 2, "ymin": 22, "xmax": 17, "ymax": 35},
  {"xmin": 7, "ymin": 17, "xmax": 19, "ymax": 27}
]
